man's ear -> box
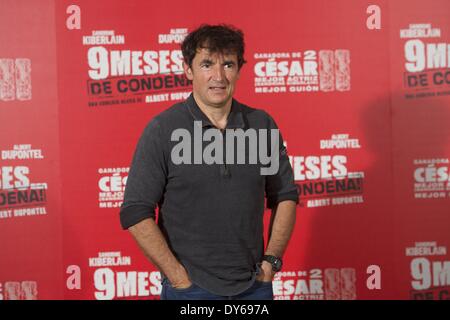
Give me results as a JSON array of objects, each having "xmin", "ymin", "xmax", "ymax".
[{"xmin": 183, "ymin": 61, "xmax": 193, "ymax": 80}]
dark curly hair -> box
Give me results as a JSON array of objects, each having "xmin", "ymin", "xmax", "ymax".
[{"xmin": 181, "ymin": 24, "xmax": 247, "ymax": 70}]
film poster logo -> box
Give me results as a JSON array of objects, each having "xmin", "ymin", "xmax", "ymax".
[
  {"xmin": 88, "ymin": 251, "xmax": 161, "ymax": 300},
  {"xmin": 273, "ymin": 268, "xmax": 356, "ymax": 300},
  {"xmin": 84, "ymin": 28, "xmax": 191, "ymax": 108},
  {"xmin": 0, "ymin": 58, "xmax": 31, "ymax": 101},
  {"xmin": 253, "ymin": 49, "xmax": 350, "ymax": 94},
  {"xmin": 98, "ymin": 167, "xmax": 128, "ymax": 209},
  {"xmin": 0, "ymin": 145, "xmax": 47, "ymax": 220},
  {"xmin": 413, "ymin": 158, "xmax": 450, "ymax": 200},
  {"xmin": 289, "ymin": 135, "xmax": 364, "ymax": 208},
  {"xmin": 407, "ymin": 241, "xmax": 450, "ymax": 300},
  {"xmin": 0, "ymin": 281, "xmax": 38, "ymax": 300},
  {"xmin": 401, "ymin": 23, "xmax": 450, "ymax": 99}
]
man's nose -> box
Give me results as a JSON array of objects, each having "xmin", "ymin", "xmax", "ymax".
[{"xmin": 211, "ymin": 64, "xmax": 225, "ymax": 81}]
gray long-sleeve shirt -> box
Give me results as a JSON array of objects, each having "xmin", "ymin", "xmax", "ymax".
[{"xmin": 120, "ymin": 93, "xmax": 298, "ymax": 296}]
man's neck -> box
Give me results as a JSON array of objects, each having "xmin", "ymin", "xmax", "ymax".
[{"xmin": 193, "ymin": 93, "xmax": 232, "ymax": 130}]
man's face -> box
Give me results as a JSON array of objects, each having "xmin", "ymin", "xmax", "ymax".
[{"xmin": 184, "ymin": 48, "xmax": 240, "ymax": 109}]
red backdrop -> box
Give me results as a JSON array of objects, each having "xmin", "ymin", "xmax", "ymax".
[{"xmin": 1, "ymin": 0, "xmax": 449, "ymax": 300}]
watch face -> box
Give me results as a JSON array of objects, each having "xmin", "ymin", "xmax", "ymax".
[
  {"xmin": 264, "ymin": 255, "xmax": 282, "ymax": 271},
  {"xmin": 273, "ymin": 258, "xmax": 282, "ymax": 271}
]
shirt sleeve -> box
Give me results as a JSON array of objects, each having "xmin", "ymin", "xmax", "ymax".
[
  {"xmin": 119, "ymin": 118, "xmax": 168, "ymax": 229},
  {"xmin": 264, "ymin": 113, "xmax": 299, "ymax": 209}
]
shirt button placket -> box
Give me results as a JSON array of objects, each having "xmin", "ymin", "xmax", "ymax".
[{"xmin": 220, "ymin": 128, "xmax": 231, "ymax": 178}]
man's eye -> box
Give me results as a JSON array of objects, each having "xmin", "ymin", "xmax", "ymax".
[
  {"xmin": 225, "ymin": 63, "xmax": 234, "ymax": 68},
  {"xmin": 201, "ymin": 63, "xmax": 211, "ymax": 68}
]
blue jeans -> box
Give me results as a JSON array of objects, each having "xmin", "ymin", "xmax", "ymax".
[{"xmin": 160, "ymin": 278, "xmax": 274, "ymax": 300}]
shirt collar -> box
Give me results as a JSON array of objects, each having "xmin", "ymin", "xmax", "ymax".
[{"xmin": 185, "ymin": 93, "xmax": 246, "ymax": 129}]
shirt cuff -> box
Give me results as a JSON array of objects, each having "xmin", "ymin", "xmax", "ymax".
[
  {"xmin": 120, "ymin": 205, "xmax": 156, "ymax": 229},
  {"xmin": 266, "ymin": 190, "xmax": 299, "ymax": 209}
]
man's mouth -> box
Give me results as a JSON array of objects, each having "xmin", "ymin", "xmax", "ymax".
[{"xmin": 209, "ymin": 86, "xmax": 226, "ymax": 90}]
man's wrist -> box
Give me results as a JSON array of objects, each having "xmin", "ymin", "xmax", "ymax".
[{"xmin": 168, "ymin": 264, "xmax": 191, "ymax": 287}]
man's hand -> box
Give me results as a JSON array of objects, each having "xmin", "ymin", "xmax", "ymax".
[
  {"xmin": 170, "ymin": 265, "xmax": 193, "ymax": 289},
  {"xmin": 256, "ymin": 261, "xmax": 276, "ymax": 282}
]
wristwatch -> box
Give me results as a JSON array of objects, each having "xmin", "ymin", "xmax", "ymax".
[{"xmin": 262, "ymin": 255, "xmax": 283, "ymax": 272}]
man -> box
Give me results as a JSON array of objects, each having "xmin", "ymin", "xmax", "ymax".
[{"xmin": 120, "ymin": 24, "xmax": 298, "ymax": 300}]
